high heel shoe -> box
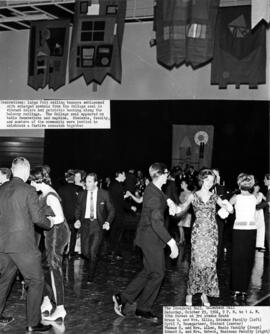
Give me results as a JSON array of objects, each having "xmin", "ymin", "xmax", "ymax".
[
  {"xmin": 201, "ymin": 294, "xmax": 210, "ymax": 307},
  {"xmin": 41, "ymin": 296, "xmax": 53, "ymax": 314},
  {"xmin": 42, "ymin": 306, "xmax": 66, "ymax": 321},
  {"xmin": 185, "ymin": 295, "xmax": 192, "ymax": 306}
]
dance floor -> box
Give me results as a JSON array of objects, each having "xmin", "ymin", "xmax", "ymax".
[{"xmin": 1, "ymin": 240, "xmax": 270, "ymax": 334}]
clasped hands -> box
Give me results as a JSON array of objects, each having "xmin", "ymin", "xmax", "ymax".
[{"xmin": 167, "ymin": 199, "xmax": 182, "ymax": 216}]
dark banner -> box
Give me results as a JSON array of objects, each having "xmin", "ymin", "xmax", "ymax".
[
  {"xmin": 28, "ymin": 19, "xmax": 70, "ymax": 91},
  {"xmin": 211, "ymin": 6, "xmax": 266, "ymax": 88},
  {"xmin": 154, "ymin": 0, "xmax": 219, "ymax": 69},
  {"xmin": 69, "ymin": 0, "xmax": 126, "ymax": 85}
]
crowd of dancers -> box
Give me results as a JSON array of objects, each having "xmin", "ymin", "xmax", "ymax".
[{"xmin": 0, "ymin": 158, "xmax": 269, "ymax": 331}]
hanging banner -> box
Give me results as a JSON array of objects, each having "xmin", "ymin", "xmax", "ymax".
[
  {"xmin": 171, "ymin": 125, "xmax": 214, "ymax": 170},
  {"xmin": 28, "ymin": 19, "xmax": 70, "ymax": 91},
  {"xmin": 154, "ymin": 0, "xmax": 219, "ymax": 69},
  {"xmin": 69, "ymin": 0, "xmax": 126, "ymax": 85},
  {"xmin": 211, "ymin": 6, "xmax": 266, "ymax": 89}
]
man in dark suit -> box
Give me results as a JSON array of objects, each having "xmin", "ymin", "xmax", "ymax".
[
  {"xmin": 109, "ymin": 171, "xmax": 136, "ymax": 259},
  {"xmin": 212, "ymin": 168, "xmax": 231, "ymax": 265},
  {"xmin": 74, "ymin": 172, "xmax": 115, "ymax": 282},
  {"xmin": 257, "ymin": 174, "xmax": 270, "ymax": 255},
  {"xmin": 0, "ymin": 157, "xmax": 52, "ymax": 332},
  {"xmin": 113, "ymin": 163, "xmax": 179, "ymax": 322},
  {"xmin": 58, "ymin": 169, "xmax": 83, "ymax": 256}
]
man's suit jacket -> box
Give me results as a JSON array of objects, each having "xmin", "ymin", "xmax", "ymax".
[
  {"xmin": 58, "ymin": 182, "xmax": 83, "ymax": 221},
  {"xmin": 75, "ymin": 188, "xmax": 115, "ymax": 228},
  {"xmin": 257, "ymin": 189, "xmax": 270, "ymax": 221},
  {"xmin": 0, "ymin": 177, "xmax": 51, "ymax": 253},
  {"xmin": 135, "ymin": 182, "xmax": 171, "ymax": 249},
  {"xmin": 109, "ymin": 180, "xmax": 131, "ymax": 217}
]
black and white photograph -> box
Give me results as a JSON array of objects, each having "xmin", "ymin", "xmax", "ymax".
[{"xmin": 0, "ymin": 1, "xmax": 269, "ymax": 333}]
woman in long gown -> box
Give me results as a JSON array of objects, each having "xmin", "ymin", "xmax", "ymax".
[
  {"xmin": 30, "ymin": 167, "xmax": 70, "ymax": 321},
  {"xmin": 179, "ymin": 169, "xmax": 232, "ymax": 306}
]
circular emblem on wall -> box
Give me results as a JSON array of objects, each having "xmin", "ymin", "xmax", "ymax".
[{"xmin": 194, "ymin": 131, "xmax": 209, "ymax": 146}]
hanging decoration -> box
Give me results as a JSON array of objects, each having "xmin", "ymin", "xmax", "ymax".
[
  {"xmin": 69, "ymin": 0, "xmax": 126, "ymax": 86},
  {"xmin": 211, "ymin": 6, "xmax": 266, "ymax": 89},
  {"xmin": 172, "ymin": 125, "xmax": 214, "ymax": 170},
  {"xmin": 153, "ymin": 0, "xmax": 220, "ymax": 69},
  {"xmin": 28, "ymin": 19, "xmax": 70, "ymax": 91}
]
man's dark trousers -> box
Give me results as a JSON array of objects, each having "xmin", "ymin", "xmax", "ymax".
[{"xmin": 0, "ymin": 250, "xmax": 44, "ymax": 326}]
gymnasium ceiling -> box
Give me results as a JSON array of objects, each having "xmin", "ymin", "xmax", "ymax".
[{"xmin": 0, "ymin": 0, "xmax": 251, "ymax": 31}]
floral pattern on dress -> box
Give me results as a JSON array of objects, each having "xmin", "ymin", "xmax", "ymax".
[{"xmin": 187, "ymin": 192, "xmax": 220, "ymax": 297}]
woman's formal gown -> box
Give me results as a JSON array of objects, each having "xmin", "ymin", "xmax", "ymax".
[{"xmin": 187, "ymin": 192, "xmax": 219, "ymax": 297}]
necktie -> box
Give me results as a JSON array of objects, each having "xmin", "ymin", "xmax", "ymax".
[{"xmin": 90, "ymin": 191, "xmax": 94, "ymax": 220}]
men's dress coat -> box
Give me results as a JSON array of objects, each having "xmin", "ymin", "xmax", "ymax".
[
  {"xmin": 135, "ymin": 182, "xmax": 171, "ymax": 249},
  {"xmin": 109, "ymin": 180, "xmax": 131, "ymax": 223},
  {"xmin": 75, "ymin": 188, "xmax": 115, "ymax": 252},
  {"xmin": 58, "ymin": 183, "xmax": 83, "ymax": 221},
  {"xmin": 0, "ymin": 177, "xmax": 51, "ymax": 253}
]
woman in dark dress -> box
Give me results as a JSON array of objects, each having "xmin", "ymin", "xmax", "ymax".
[{"xmin": 30, "ymin": 167, "xmax": 70, "ymax": 321}]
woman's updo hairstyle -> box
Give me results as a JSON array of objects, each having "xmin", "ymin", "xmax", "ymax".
[
  {"xmin": 237, "ymin": 173, "xmax": 255, "ymax": 191},
  {"xmin": 30, "ymin": 166, "xmax": 52, "ymax": 185},
  {"xmin": 197, "ymin": 168, "xmax": 215, "ymax": 187}
]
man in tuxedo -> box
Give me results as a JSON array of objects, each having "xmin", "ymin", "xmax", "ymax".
[
  {"xmin": 113, "ymin": 163, "xmax": 179, "ymax": 322},
  {"xmin": 74, "ymin": 172, "xmax": 115, "ymax": 282},
  {"xmin": 0, "ymin": 157, "xmax": 52, "ymax": 332},
  {"xmin": 109, "ymin": 171, "xmax": 136, "ymax": 259},
  {"xmin": 257, "ymin": 174, "xmax": 270, "ymax": 255},
  {"xmin": 58, "ymin": 169, "xmax": 83, "ymax": 256}
]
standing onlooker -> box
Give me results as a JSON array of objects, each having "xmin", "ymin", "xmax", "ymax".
[
  {"xmin": 58, "ymin": 169, "xmax": 83, "ymax": 257},
  {"xmin": 74, "ymin": 173, "xmax": 115, "ymax": 283},
  {"xmin": 0, "ymin": 157, "xmax": 52, "ymax": 332},
  {"xmin": 229, "ymin": 173, "xmax": 259, "ymax": 302},
  {"xmin": 177, "ymin": 179, "xmax": 192, "ymax": 245},
  {"xmin": 109, "ymin": 171, "xmax": 136, "ymax": 259},
  {"xmin": 113, "ymin": 163, "xmax": 179, "ymax": 322}
]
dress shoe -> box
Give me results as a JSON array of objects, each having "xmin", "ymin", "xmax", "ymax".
[
  {"xmin": 42, "ymin": 306, "xmax": 66, "ymax": 321},
  {"xmin": 201, "ymin": 294, "xmax": 210, "ymax": 307},
  {"xmin": 26, "ymin": 323, "xmax": 52, "ymax": 332},
  {"xmin": 185, "ymin": 295, "xmax": 192, "ymax": 306},
  {"xmin": 135, "ymin": 309, "xmax": 159, "ymax": 322},
  {"xmin": 232, "ymin": 291, "xmax": 241, "ymax": 301},
  {"xmin": 0, "ymin": 315, "xmax": 14, "ymax": 325},
  {"xmin": 41, "ymin": 296, "xmax": 53, "ymax": 314},
  {"xmin": 112, "ymin": 293, "xmax": 125, "ymax": 317}
]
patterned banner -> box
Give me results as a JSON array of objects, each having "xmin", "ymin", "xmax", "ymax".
[
  {"xmin": 154, "ymin": 0, "xmax": 220, "ymax": 69},
  {"xmin": 211, "ymin": 6, "xmax": 266, "ymax": 89},
  {"xmin": 69, "ymin": 0, "xmax": 126, "ymax": 85},
  {"xmin": 28, "ymin": 19, "xmax": 70, "ymax": 91}
]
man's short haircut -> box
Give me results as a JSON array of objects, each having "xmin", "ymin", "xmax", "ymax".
[
  {"xmin": 115, "ymin": 170, "xmax": 125, "ymax": 178},
  {"xmin": 65, "ymin": 169, "xmax": 75, "ymax": 182},
  {"xmin": 265, "ymin": 173, "xmax": 270, "ymax": 180},
  {"xmin": 12, "ymin": 157, "xmax": 30, "ymax": 170},
  {"xmin": 0, "ymin": 167, "xmax": 12, "ymax": 180},
  {"xmin": 74, "ymin": 169, "xmax": 86, "ymax": 182},
  {"xmin": 86, "ymin": 172, "xmax": 98, "ymax": 182},
  {"xmin": 149, "ymin": 162, "xmax": 167, "ymax": 180}
]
